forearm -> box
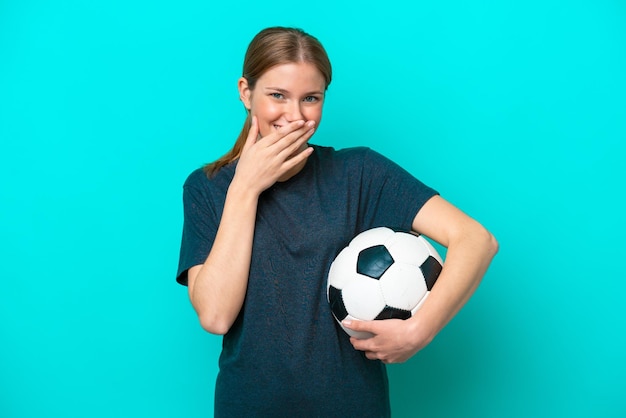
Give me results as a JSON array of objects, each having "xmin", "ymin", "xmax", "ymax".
[
  {"xmin": 189, "ymin": 180, "xmax": 259, "ymax": 334},
  {"xmin": 343, "ymin": 220, "xmax": 498, "ymax": 363},
  {"xmin": 338, "ymin": 193, "xmax": 498, "ymax": 363},
  {"xmin": 187, "ymin": 119, "xmax": 317, "ymax": 334},
  {"xmin": 409, "ymin": 222, "xmax": 498, "ymax": 346}
]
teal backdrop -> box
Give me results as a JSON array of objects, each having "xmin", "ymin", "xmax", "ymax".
[{"xmin": 1, "ymin": 1, "xmax": 625, "ymax": 417}]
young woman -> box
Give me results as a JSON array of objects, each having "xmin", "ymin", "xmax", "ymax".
[{"xmin": 176, "ymin": 26, "xmax": 498, "ymax": 417}]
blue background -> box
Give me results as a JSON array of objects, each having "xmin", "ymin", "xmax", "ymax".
[{"xmin": 1, "ymin": 1, "xmax": 624, "ymax": 417}]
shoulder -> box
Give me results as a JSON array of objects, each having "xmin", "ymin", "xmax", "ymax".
[
  {"xmin": 183, "ymin": 164, "xmax": 236, "ymax": 192},
  {"xmin": 183, "ymin": 167, "xmax": 209, "ymax": 188}
]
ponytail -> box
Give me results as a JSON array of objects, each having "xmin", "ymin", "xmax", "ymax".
[{"xmin": 203, "ymin": 114, "xmax": 251, "ymax": 177}]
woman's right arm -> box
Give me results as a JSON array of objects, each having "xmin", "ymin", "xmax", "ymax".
[
  {"xmin": 186, "ymin": 117, "xmax": 316, "ymax": 334},
  {"xmin": 186, "ymin": 181, "xmax": 259, "ymax": 335}
]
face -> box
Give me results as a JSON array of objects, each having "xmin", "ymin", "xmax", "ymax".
[{"xmin": 239, "ymin": 62, "xmax": 326, "ymax": 139}]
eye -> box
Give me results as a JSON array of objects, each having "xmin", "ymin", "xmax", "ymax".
[
  {"xmin": 270, "ymin": 92, "xmax": 284, "ymax": 99},
  {"xmin": 303, "ymin": 96, "xmax": 320, "ymax": 103}
]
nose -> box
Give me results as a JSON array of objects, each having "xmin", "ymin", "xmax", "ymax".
[{"xmin": 285, "ymin": 101, "xmax": 304, "ymax": 122}]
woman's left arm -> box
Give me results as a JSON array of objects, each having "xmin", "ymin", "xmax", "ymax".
[{"xmin": 343, "ymin": 195, "xmax": 499, "ymax": 363}]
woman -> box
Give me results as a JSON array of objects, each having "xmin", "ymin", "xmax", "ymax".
[{"xmin": 177, "ymin": 26, "xmax": 498, "ymax": 417}]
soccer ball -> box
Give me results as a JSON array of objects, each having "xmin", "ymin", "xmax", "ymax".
[{"xmin": 327, "ymin": 227, "xmax": 443, "ymax": 339}]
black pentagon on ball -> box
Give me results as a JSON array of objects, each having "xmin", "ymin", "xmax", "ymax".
[
  {"xmin": 328, "ymin": 285, "xmax": 348, "ymax": 321},
  {"xmin": 420, "ymin": 255, "xmax": 443, "ymax": 291},
  {"xmin": 375, "ymin": 306, "xmax": 412, "ymax": 320},
  {"xmin": 357, "ymin": 245, "xmax": 394, "ymax": 279}
]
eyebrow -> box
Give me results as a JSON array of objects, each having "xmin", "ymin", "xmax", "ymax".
[{"xmin": 265, "ymin": 87, "xmax": 325, "ymax": 96}]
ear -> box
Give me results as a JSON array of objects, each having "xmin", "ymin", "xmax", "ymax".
[{"xmin": 238, "ymin": 77, "xmax": 251, "ymax": 110}]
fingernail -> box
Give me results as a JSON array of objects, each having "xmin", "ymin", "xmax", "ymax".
[
  {"xmin": 306, "ymin": 120, "xmax": 316, "ymax": 128},
  {"xmin": 342, "ymin": 320, "xmax": 352, "ymax": 327}
]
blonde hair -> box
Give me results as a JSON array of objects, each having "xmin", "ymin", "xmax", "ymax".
[{"xmin": 204, "ymin": 27, "xmax": 332, "ymax": 177}]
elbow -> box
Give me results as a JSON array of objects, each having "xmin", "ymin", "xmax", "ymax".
[
  {"xmin": 478, "ymin": 223, "xmax": 499, "ymax": 259},
  {"xmin": 197, "ymin": 312, "xmax": 233, "ymax": 335},
  {"xmin": 459, "ymin": 219, "xmax": 498, "ymax": 260},
  {"xmin": 188, "ymin": 280, "xmax": 236, "ymax": 335},
  {"xmin": 490, "ymin": 232, "xmax": 499, "ymax": 257}
]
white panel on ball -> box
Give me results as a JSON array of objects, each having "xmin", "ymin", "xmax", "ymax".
[
  {"xmin": 342, "ymin": 277, "xmax": 386, "ymax": 321},
  {"xmin": 326, "ymin": 226, "xmax": 444, "ymax": 339},
  {"xmin": 385, "ymin": 232, "xmax": 430, "ymax": 266},
  {"xmin": 379, "ymin": 262, "xmax": 428, "ymax": 311},
  {"xmin": 327, "ymin": 246, "xmax": 360, "ymax": 289}
]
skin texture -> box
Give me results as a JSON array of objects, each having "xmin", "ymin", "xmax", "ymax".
[
  {"xmin": 238, "ymin": 62, "xmax": 325, "ymax": 182},
  {"xmin": 187, "ymin": 61, "xmax": 499, "ymax": 363}
]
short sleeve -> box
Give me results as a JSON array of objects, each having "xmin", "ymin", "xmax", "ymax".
[
  {"xmin": 359, "ymin": 148, "xmax": 438, "ymax": 231},
  {"xmin": 176, "ymin": 175, "xmax": 220, "ymax": 286}
]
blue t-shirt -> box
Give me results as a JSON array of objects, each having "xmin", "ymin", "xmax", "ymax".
[{"xmin": 177, "ymin": 145, "xmax": 438, "ymax": 417}]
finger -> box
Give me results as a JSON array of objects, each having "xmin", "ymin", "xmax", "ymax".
[
  {"xmin": 260, "ymin": 120, "xmax": 306, "ymax": 146},
  {"xmin": 364, "ymin": 350, "xmax": 390, "ymax": 363},
  {"xmin": 266, "ymin": 120, "xmax": 315, "ymax": 153},
  {"xmin": 276, "ymin": 122, "xmax": 316, "ymax": 160},
  {"xmin": 273, "ymin": 120, "xmax": 315, "ymax": 153},
  {"xmin": 279, "ymin": 145, "xmax": 314, "ymax": 172},
  {"xmin": 243, "ymin": 116, "xmax": 259, "ymax": 151},
  {"xmin": 342, "ymin": 319, "xmax": 375, "ymax": 334}
]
